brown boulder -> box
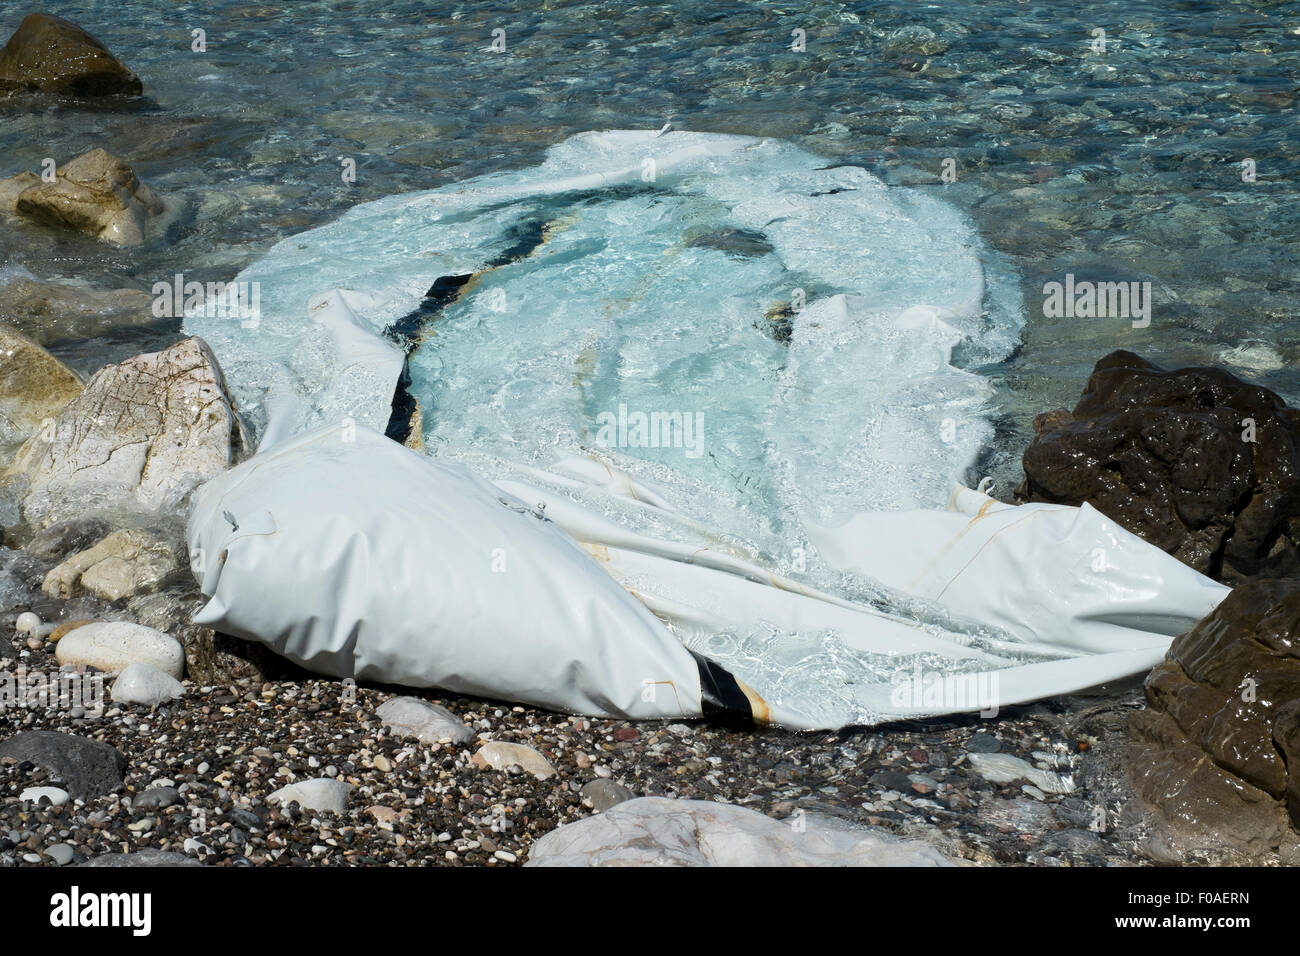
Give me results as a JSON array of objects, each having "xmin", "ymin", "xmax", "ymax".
[
  {"xmin": 13, "ymin": 148, "xmax": 164, "ymax": 245},
  {"xmin": 1130, "ymin": 579, "xmax": 1300, "ymax": 858},
  {"xmin": 1019, "ymin": 350, "xmax": 1300, "ymax": 583},
  {"xmin": 0, "ymin": 13, "xmax": 141, "ymax": 96},
  {"xmin": 0, "ymin": 322, "xmax": 83, "ymax": 450}
]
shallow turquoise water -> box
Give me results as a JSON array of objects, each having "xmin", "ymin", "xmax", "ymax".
[{"xmin": 3, "ymin": 0, "xmax": 1298, "ymax": 491}]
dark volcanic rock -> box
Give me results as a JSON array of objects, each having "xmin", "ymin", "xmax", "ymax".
[
  {"xmin": 0, "ymin": 730, "xmax": 126, "ymax": 798},
  {"xmin": 1130, "ymin": 579, "xmax": 1300, "ymax": 858},
  {"xmin": 1018, "ymin": 350, "xmax": 1300, "ymax": 583},
  {"xmin": 0, "ymin": 14, "xmax": 142, "ymax": 97}
]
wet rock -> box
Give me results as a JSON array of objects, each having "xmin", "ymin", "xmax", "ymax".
[
  {"xmin": 55, "ymin": 621, "xmax": 184, "ymax": 677},
  {"xmin": 25, "ymin": 516, "xmax": 112, "ymax": 562},
  {"xmin": 0, "ymin": 730, "xmax": 126, "ymax": 798},
  {"xmin": 12, "ymin": 148, "xmax": 163, "ymax": 245},
  {"xmin": 268, "ymin": 778, "xmax": 353, "ymax": 815},
  {"xmin": 1130, "ymin": 579, "xmax": 1300, "ymax": 858},
  {"xmin": 1019, "ymin": 350, "xmax": 1300, "ymax": 583},
  {"xmin": 526, "ymin": 797, "xmax": 955, "ymax": 866},
  {"xmin": 5, "ymin": 337, "xmax": 245, "ymax": 528},
  {"xmin": 376, "ymin": 696, "xmax": 473, "ymax": 745},
  {"xmin": 0, "ymin": 14, "xmax": 142, "ymax": 97},
  {"xmin": 0, "ymin": 278, "xmax": 156, "ymax": 346},
  {"xmin": 472, "ymin": 741, "xmax": 557, "ymax": 780},
  {"xmin": 78, "ymin": 849, "xmax": 200, "ymax": 867},
  {"xmin": 882, "ymin": 25, "xmax": 950, "ymax": 56},
  {"xmin": 126, "ymin": 585, "xmax": 204, "ymax": 633},
  {"xmin": 966, "ymin": 753, "xmax": 1075, "ymax": 794},
  {"xmin": 177, "ymin": 624, "xmax": 266, "ymax": 685},
  {"xmin": 580, "ymin": 779, "xmax": 635, "ymax": 812},
  {"xmin": 0, "ymin": 172, "xmax": 39, "ymax": 213},
  {"xmin": 111, "ymin": 661, "xmax": 184, "ymax": 706},
  {"xmin": 43, "ymin": 528, "xmax": 180, "ymax": 601},
  {"xmin": 0, "ymin": 323, "xmax": 83, "ymax": 450}
]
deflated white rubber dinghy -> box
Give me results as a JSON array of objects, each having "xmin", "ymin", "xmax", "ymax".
[{"xmin": 185, "ymin": 130, "xmax": 1231, "ymax": 729}]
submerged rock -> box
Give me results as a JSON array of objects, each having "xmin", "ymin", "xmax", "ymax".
[
  {"xmin": 0, "ymin": 730, "xmax": 126, "ymax": 799},
  {"xmin": 0, "ymin": 323, "xmax": 83, "ymax": 451},
  {"xmin": 1130, "ymin": 579, "xmax": 1300, "ymax": 859},
  {"xmin": 43, "ymin": 528, "xmax": 180, "ymax": 601},
  {"xmin": 965, "ymin": 752, "xmax": 1075, "ymax": 794},
  {"xmin": 0, "ymin": 278, "xmax": 157, "ymax": 346},
  {"xmin": 525, "ymin": 796, "xmax": 956, "ymax": 866},
  {"xmin": 0, "ymin": 172, "xmax": 39, "ymax": 212},
  {"xmin": 5, "ymin": 337, "xmax": 245, "ymax": 528},
  {"xmin": 12, "ymin": 148, "xmax": 164, "ymax": 245},
  {"xmin": 1019, "ymin": 350, "xmax": 1300, "ymax": 583},
  {"xmin": 882, "ymin": 25, "xmax": 950, "ymax": 56},
  {"xmin": 25, "ymin": 515, "xmax": 113, "ymax": 562},
  {"xmin": 0, "ymin": 14, "xmax": 142, "ymax": 97}
]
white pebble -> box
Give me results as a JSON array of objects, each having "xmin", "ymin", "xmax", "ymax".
[
  {"xmin": 20, "ymin": 786, "xmax": 69, "ymax": 807},
  {"xmin": 15, "ymin": 612, "xmax": 41, "ymax": 635}
]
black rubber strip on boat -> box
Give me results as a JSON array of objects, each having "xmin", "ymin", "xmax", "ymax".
[
  {"xmin": 690, "ymin": 650, "xmax": 755, "ymax": 728},
  {"xmin": 384, "ymin": 358, "xmax": 416, "ymax": 444}
]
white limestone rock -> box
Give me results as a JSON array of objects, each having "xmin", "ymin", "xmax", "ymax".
[
  {"xmin": 6, "ymin": 337, "xmax": 245, "ymax": 528},
  {"xmin": 525, "ymin": 797, "xmax": 958, "ymax": 867},
  {"xmin": 375, "ymin": 696, "xmax": 473, "ymax": 745},
  {"xmin": 43, "ymin": 528, "xmax": 179, "ymax": 601},
  {"xmin": 268, "ymin": 778, "xmax": 353, "ymax": 815},
  {"xmin": 55, "ymin": 621, "xmax": 184, "ymax": 678},
  {"xmin": 111, "ymin": 661, "xmax": 184, "ymax": 707},
  {"xmin": 471, "ymin": 741, "xmax": 557, "ymax": 780}
]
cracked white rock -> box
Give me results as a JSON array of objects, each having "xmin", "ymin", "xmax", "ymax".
[
  {"xmin": 965, "ymin": 752, "xmax": 1076, "ymax": 794},
  {"xmin": 43, "ymin": 528, "xmax": 179, "ymax": 601},
  {"xmin": 525, "ymin": 797, "xmax": 957, "ymax": 867},
  {"xmin": 111, "ymin": 661, "xmax": 184, "ymax": 707},
  {"xmin": 376, "ymin": 696, "xmax": 473, "ymax": 745},
  {"xmin": 5, "ymin": 337, "xmax": 245, "ymax": 528},
  {"xmin": 268, "ymin": 778, "xmax": 353, "ymax": 814},
  {"xmin": 55, "ymin": 621, "xmax": 184, "ymax": 678}
]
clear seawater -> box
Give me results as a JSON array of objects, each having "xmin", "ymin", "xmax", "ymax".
[{"xmin": 3, "ymin": 0, "xmax": 1299, "ymax": 497}]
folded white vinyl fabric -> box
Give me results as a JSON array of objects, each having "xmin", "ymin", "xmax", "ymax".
[
  {"xmin": 188, "ymin": 420, "xmax": 1231, "ymax": 730},
  {"xmin": 189, "ymin": 423, "xmax": 708, "ymax": 721}
]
